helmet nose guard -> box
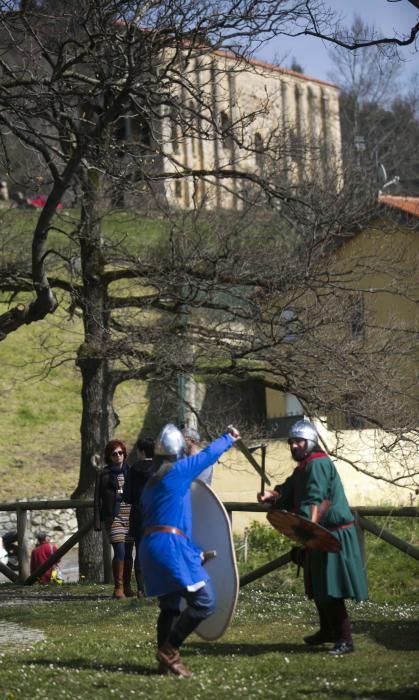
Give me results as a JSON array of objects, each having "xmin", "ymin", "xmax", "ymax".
[{"xmin": 155, "ymin": 423, "xmax": 186, "ymax": 460}]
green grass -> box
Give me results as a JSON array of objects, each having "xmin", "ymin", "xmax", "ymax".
[
  {"xmin": 0, "ymin": 580, "xmax": 417, "ymax": 700},
  {"xmin": 0, "ymin": 208, "xmax": 170, "ymax": 501},
  {"xmin": 238, "ymin": 518, "xmax": 419, "ymax": 604},
  {"xmin": 0, "ymin": 304, "xmax": 151, "ymax": 498}
]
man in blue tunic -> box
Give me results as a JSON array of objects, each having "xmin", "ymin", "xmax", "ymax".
[
  {"xmin": 139, "ymin": 423, "xmax": 240, "ymax": 677},
  {"xmin": 259, "ymin": 419, "xmax": 368, "ymax": 656}
]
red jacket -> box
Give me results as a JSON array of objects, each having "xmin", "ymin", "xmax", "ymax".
[{"xmin": 30, "ymin": 542, "xmax": 59, "ymax": 583}]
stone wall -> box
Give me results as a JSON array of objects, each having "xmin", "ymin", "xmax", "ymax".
[{"xmin": 0, "ymin": 497, "xmax": 78, "ymax": 547}]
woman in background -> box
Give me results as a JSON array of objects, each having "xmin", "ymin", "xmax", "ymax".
[{"xmin": 94, "ymin": 439, "xmax": 134, "ymax": 598}]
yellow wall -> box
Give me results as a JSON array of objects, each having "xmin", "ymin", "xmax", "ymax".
[
  {"xmin": 187, "ymin": 220, "xmax": 419, "ymax": 533},
  {"xmin": 331, "ymin": 220, "xmax": 418, "ymax": 341},
  {"xmin": 211, "ymin": 429, "xmax": 417, "ymax": 535}
]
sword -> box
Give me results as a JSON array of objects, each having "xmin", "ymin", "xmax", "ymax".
[{"xmin": 230, "ymin": 430, "xmax": 271, "ymax": 486}]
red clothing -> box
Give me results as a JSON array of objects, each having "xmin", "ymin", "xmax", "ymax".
[{"xmin": 30, "ymin": 542, "xmax": 59, "ymax": 583}]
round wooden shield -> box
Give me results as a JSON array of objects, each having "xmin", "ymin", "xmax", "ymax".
[
  {"xmin": 184, "ymin": 479, "xmax": 239, "ymax": 641},
  {"xmin": 267, "ymin": 510, "xmax": 342, "ymax": 553}
]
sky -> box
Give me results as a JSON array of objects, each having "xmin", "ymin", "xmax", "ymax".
[{"xmin": 254, "ymin": 0, "xmax": 418, "ymax": 90}]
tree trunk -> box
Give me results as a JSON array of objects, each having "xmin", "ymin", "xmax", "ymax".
[{"xmin": 71, "ymin": 168, "xmax": 117, "ymax": 581}]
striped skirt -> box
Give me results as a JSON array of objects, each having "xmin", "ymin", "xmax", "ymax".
[{"xmin": 109, "ymin": 502, "xmax": 134, "ymax": 544}]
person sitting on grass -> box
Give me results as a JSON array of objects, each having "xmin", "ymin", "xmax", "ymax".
[{"xmin": 30, "ymin": 532, "xmax": 60, "ymax": 584}]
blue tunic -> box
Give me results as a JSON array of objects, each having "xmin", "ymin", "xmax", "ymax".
[{"xmin": 139, "ymin": 433, "xmax": 234, "ymax": 597}]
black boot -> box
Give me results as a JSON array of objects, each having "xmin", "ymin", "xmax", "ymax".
[
  {"xmin": 304, "ymin": 600, "xmax": 336, "ymax": 645},
  {"xmin": 134, "ymin": 568, "xmax": 145, "ymax": 598},
  {"xmin": 167, "ymin": 608, "xmax": 204, "ymax": 649},
  {"xmin": 157, "ymin": 608, "xmax": 180, "ymax": 648},
  {"xmin": 327, "ymin": 599, "xmax": 354, "ymax": 655},
  {"xmin": 123, "ymin": 558, "xmax": 135, "ymax": 598}
]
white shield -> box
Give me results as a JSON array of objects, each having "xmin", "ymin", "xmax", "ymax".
[{"xmin": 186, "ymin": 479, "xmax": 239, "ymax": 641}]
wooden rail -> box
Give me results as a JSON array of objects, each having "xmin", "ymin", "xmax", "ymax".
[
  {"xmin": 0, "ymin": 499, "xmax": 418, "ymax": 585},
  {"xmin": 0, "ymin": 498, "xmax": 99, "ymax": 584}
]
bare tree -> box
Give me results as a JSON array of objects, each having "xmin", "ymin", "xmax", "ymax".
[
  {"xmin": 0, "ymin": 1, "xmax": 417, "ymax": 578},
  {"xmin": 328, "ymin": 16, "xmax": 419, "ymax": 196}
]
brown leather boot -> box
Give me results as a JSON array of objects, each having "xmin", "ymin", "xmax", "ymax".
[
  {"xmin": 112, "ymin": 560, "xmax": 126, "ymax": 599},
  {"xmin": 123, "ymin": 558, "xmax": 135, "ymax": 598},
  {"xmin": 156, "ymin": 642, "xmax": 193, "ymax": 678}
]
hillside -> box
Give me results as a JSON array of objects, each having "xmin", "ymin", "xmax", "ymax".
[
  {"xmin": 0, "ymin": 210, "xmax": 169, "ymax": 502},
  {"xmin": 0, "ymin": 305, "xmax": 152, "ymax": 501}
]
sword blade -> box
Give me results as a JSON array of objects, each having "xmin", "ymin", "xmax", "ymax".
[{"xmin": 235, "ymin": 438, "xmax": 271, "ymax": 486}]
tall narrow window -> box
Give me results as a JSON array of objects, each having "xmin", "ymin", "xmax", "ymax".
[
  {"xmin": 220, "ymin": 111, "xmax": 233, "ymax": 150},
  {"xmin": 254, "ymin": 132, "xmax": 264, "ymax": 170},
  {"xmin": 294, "ymin": 85, "xmax": 304, "ymax": 180},
  {"xmin": 320, "ymin": 90, "xmax": 329, "ymax": 171},
  {"xmin": 171, "ymin": 109, "xmax": 180, "ymax": 154},
  {"xmin": 174, "ymin": 180, "xmax": 182, "ymax": 198},
  {"xmin": 350, "ymin": 294, "xmax": 365, "ymax": 340}
]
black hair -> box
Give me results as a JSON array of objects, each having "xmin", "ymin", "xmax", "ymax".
[{"xmin": 136, "ymin": 436, "xmax": 155, "ymax": 459}]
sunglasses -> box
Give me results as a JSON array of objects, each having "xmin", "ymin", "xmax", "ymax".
[{"xmin": 111, "ymin": 450, "xmax": 124, "ymax": 457}]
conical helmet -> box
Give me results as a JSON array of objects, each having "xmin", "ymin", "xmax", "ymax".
[
  {"xmin": 155, "ymin": 423, "xmax": 186, "ymax": 461},
  {"xmin": 288, "ymin": 419, "xmax": 318, "ymax": 452}
]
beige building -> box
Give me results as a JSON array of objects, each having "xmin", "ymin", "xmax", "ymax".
[
  {"xmin": 160, "ymin": 49, "xmax": 342, "ymax": 210},
  {"xmin": 182, "ymin": 196, "xmax": 419, "ymax": 529}
]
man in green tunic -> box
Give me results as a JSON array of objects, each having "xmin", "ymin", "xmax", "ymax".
[{"xmin": 259, "ymin": 419, "xmax": 368, "ymax": 655}]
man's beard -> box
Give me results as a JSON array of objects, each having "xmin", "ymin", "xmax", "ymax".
[{"xmin": 290, "ymin": 446, "xmax": 307, "ymax": 462}]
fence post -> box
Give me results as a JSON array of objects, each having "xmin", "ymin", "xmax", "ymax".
[
  {"xmin": 354, "ymin": 513, "xmax": 366, "ymax": 566},
  {"xmin": 16, "ymin": 505, "xmax": 30, "ymax": 582},
  {"xmin": 243, "ymin": 527, "xmax": 249, "ymax": 563}
]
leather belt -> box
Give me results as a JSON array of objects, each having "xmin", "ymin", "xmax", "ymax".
[
  {"xmin": 328, "ymin": 521, "xmax": 354, "ymax": 531},
  {"xmin": 143, "ymin": 525, "xmax": 188, "ymax": 538}
]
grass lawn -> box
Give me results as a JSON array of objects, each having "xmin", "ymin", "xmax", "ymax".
[
  {"xmin": 0, "ymin": 208, "xmax": 178, "ymax": 500},
  {"xmin": 0, "ymin": 208, "xmax": 418, "ymax": 697},
  {"xmin": 0, "ymin": 576, "xmax": 418, "ymax": 700}
]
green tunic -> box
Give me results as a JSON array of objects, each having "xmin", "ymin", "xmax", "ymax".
[{"xmin": 275, "ymin": 451, "xmax": 368, "ymax": 603}]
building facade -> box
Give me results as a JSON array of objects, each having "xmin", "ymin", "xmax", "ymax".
[{"xmin": 159, "ymin": 50, "xmax": 342, "ymax": 210}]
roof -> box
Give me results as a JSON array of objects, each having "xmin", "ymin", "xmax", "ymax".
[
  {"xmin": 379, "ymin": 195, "xmax": 419, "ymax": 219},
  {"xmin": 212, "ymin": 48, "xmax": 339, "ymax": 90}
]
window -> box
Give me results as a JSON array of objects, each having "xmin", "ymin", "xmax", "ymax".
[
  {"xmin": 254, "ymin": 132, "xmax": 264, "ymax": 170},
  {"xmin": 220, "ymin": 111, "xmax": 233, "ymax": 150},
  {"xmin": 320, "ymin": 90, "xmax": 329, "ymax": 170},
  {"xmin": 170, "ymin": 109, "xmax": 180, "ymax": 154},
  {"xmin": 350, "ymin": 294, "xmax": 365, "ymax": 340},
  {"xmin": 199, "ymin": 378, "xmax": 266, "ymax": 431},
  {"xmin": 328, "ymin": 395, "xmax": 366, "ymax": 431},
  {"xmin": 279, "ymin": 307, "xmax": 297, "ymax": 343},
  {"xmin": 115, "ymin": 116, "xmax": 129, "ymax": 141}
]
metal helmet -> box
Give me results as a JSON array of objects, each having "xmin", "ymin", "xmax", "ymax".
[
  {"xmin": 182, "ymin": 426, "xmax": 201, "ymax": 443},
  {"xmin": 288, "ymin": 419, "xmax": 318, "ymax": 453},
  {"xmin": 155, "ymin": 423, "xmax": 186, "ymax": 461}
]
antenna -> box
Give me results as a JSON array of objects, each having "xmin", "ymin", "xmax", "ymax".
[
  {"xmin": 377, "ymin": 161, "xmax": 400, "ymax": 193},
  {"xmin": 382, "ymin": 176, "xmax": 400, "ymax": 190}
]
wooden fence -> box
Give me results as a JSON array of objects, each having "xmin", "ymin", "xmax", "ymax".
[{"xmin": 0, "ymin": 499, "xmax": 418, "ymax": 586}]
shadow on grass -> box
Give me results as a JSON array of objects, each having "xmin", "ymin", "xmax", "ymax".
[
  {"xmin": 0, "ymin": 589, "xmax": 110, "ymax": 604},
  {"xmin": 306, "ymin": 689, "xmax": 419, "ymax": 700},
  {"xmin": 354, "ymin": 619, "xmax": 419, "ymax": 651},
  {"xmin": 188, "ymin": 641, "xmax": 325, "ymax": 656},
  {"xmin": 23, "ymin": 657, "xmax": 157, "ymax": 676}
]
